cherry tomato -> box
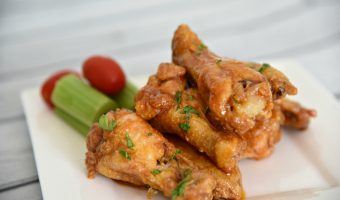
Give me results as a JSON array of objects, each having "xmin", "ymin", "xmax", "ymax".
[
  {"xmin": 41, "ymin": 70, "xmax": 79, "ymax": 108},
  {"xmin": 82, "ymin": 56, "xmax": 126, "ymax": 95}
]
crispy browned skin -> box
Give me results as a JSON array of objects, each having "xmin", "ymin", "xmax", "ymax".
[
  {"xmin": 165, "ymin": 135, "xmax": 244, "ymax": 200},
  {"xmin": 135, "ymin": 63, "xmax": 245, "ymax": 172},
  {"xmin": 277, "ymin": 99, "xmax": 316, "ymax": 130},
  {"xmin": 172, "ymin": 25, "xmax": 297, "ymax": 134},
  {"xmin": 240, "ymin": 99, "xmax": 315, "ymax": 159},
  {"xmin": 86, "ymin": 109, "xmax": 243, "ymax": 200},
  {"xmin": 241, "ymin": 105, "xmax": 284, "ymax": 159},
  {"xmin": 172, "ymin": 25, "xmax": 273, "ymax": 134},
  {"xmin": 181, "ymin": 90, "xmax": 283, "ymax": 160},
  {"xmin": 246, "ymin": 62, "xmax": 297, "ymax": 99}
]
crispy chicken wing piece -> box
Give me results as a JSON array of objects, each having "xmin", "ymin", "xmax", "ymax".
[
  {"xmin": 172, "ymin": 24, "xmax": 297, "ymax": 134},
  {"xmin": 277, "ymin": 98, "xmax": 316, "ymax": 130},
  {"xmin": 240, "ymin": 99, "xmax": 315, "ymax": 159},
  {"xmin": 135, "ymin": 63, "xmax": 245, "ymax": 172},
  {"xmin": 186, "ymin": 91, "xmax": 283, "ymax": 160},
  {"xmin": 246, "ymin": 62, "xmax": 297, "ymax": 99},
  {"xmin": 165, "ymin": 135, "xmax": 245, "ymax": 200},
  {"xmin": 241, "ymin": 104, "xmax": 284, "ymax": 159},
  {"xmin": 85, "ymin": 109, "xmax": 243, "ymax": 200}
]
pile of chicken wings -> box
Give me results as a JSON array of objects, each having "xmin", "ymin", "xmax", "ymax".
[{"xmin": 85, "ymin": 25, "xmax": 316, "ymax": 200}]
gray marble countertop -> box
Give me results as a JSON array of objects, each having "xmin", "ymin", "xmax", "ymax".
[{"xmin": 0, "ymin": 0, "xmax": 339, "ymax": 199}]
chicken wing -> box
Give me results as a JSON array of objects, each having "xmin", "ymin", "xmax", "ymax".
[
  {"xmin": 172, "ymin": 24, "xmax": 297, "ymax": 134},
  {"xmin": 135, "ymin": 63, "xmax": 245, "ymax": 172},
  {"xmin": 245, "ymin": 62, "xmax": 297, "ymax": 99},
  {"xmin": 241, "ymin": 104, "xmax": 284, "ymax": 159},
  {"xmin": 240, "ymin": 99, "xmax": 315, "ymax": 158},
  {"xmin": 165, "ymin": 134, "xmax": 245, "ymax": 200},
  {"xmin": 85, "ymin": 109, "xmax": 243, "ymax": 200},
  {"xmin": 178, "ymin": 88, "xmax": 283, "ymax": 160},
  {"xmin": 277, "ymin": 98, "xmax": 316, "ymax": 130},
  {"xmin": 240, "ymin": 99, "xmax": 315, "ymax": 159}
]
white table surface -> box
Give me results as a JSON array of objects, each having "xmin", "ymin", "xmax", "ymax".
[{"xmin": 0, "ymin": 0, "xmax": 339, "ymax": 199}]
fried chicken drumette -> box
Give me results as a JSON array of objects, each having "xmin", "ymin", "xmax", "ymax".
[
  {"xmin": 241, "ymin": 104, "xmax": 284, "ymax": 159},
  {"xmin": 172, "ymin": 25, "xmax": 297, "ymax": 134},
  {"xmin": 135, "ymin": 63, "xmax": 245, "ymax": 172},
  {"xmin": 85, "ymin": 109, "xmax": 243, "ymax": 200}
]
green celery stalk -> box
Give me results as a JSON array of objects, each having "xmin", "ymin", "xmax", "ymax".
[
  {"xmin": 52, "ymin": 75, "xmax": 118, "ymax": 127},
  {"xmin": 54, "ymin": 107, "xmax": 90, "ymax": 136},
  {"xmin": 112, "ymin": 81, "xmax": 139, "ymax": 110}
]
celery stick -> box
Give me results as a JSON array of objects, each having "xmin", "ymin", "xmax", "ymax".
[
  {"xmin": 112, "ymin": 81, "xmax": 139, "ymax": 110},
  {"xmin": 54, "ymin": 107, "xmax": 90, "ymax": 136},
  {"xmin": 52, "ymin": 75, "xmax": 118, "ymax": 127}
]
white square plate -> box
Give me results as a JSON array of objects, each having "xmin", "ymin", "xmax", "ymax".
[{"xmin": 21, "ymin": 60, "xmax": 340, "ymax": 199}]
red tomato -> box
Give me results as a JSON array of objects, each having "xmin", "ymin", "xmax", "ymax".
[
  {"xmin": 41, "ymin": 70, "xmax": 79, "ymax": 108},
  {"xmin": 82, "ymin": 56, "xmax": 126, "ymax": 95}
]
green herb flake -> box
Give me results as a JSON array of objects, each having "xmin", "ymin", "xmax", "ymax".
[
  {"xmin": 125, "ymin": 132, "xmax": 134, "ymax": 149},
  {"xmin": 147, "ymin": 132, "xmax": 153, "ymax": 136},
  {"xmin": 151, "ymin": 169, "xmax": 161, "ymax": 176},
  {"xmin": 216, "ymin": 59, "xmax": 222, "ymax": 64},
  {"xmin": 171, "ymin": 149, "xmax": 182, "ymax": 160},
  {"xmin": 171, "ymin": 170, "xmax": 192, "ymax": 200},
  {"xmin": 179, "ymin": 123, "xmax": 190, "ymax": 132},
  {"xmin": 98, "ymin": 114, "xmax": 116, "ymax": 131},
  {"xmin": 175, "ymin": 91, "xmax": 182, "ymax": 109},
  {"xmin": 258, "ymin": 63, "xmax": 271, "ymax": 74},
  {"xmin": 119, "ymin": 149, "xmax": 131, "ymax": 160},
  {"xmin": 187, "ymin": 95, "xmax": 194, "ymax": 101},
  {"xmin": 196, "ymin": 43, "xmax": 207, "ymax": 56},
  {"xmin": 181, "ymin": 106, "xmax": 200, "ymax": 116},
  {"xmin": 198, "ymin": 43, "xmax": 207, "ymax": 50}
]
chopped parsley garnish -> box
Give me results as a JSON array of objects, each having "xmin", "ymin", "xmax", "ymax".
[
  {"xmin": 147, "ymin": 132, "xmax": 153, "ymax": 136},
  {"xmin": 171, "ymin": 149, "xmax": 182, "ymax": 160},
  {"xmin": 178, "ymin": 106, "xmax": 199, "ymax": 132},
  {"xmin": 119, "ymin": 149, "xmax": 131, "ymax": 160},
  {"xmin": 258, "ymin": 63, "xmax": 271, "ymax": 74},
  {"xmin": 171, "ymin": 170, "xmax": 192, "ymax": 200},
  {"xmin": 216, "ymin": 59, "xmax": 222, "ymax": 64},
  {"xmin": 175, "ymin": 91, "xmax": 182, "ymax": 109},
  {"xmin": 198, "ymin": 43, "xmax": 207, "ymax": 50},
  {"xmin": 181, "ymin": 106, "xmax": 200, "ymax": 116},
  {"xmin": 179, "ymin": 123, "xmax": 190, "ymax": 132},
  {"xmin": 125, "ymin": 132, "xmax": 134, "ymax": 149},
  {"xmin": 187, "ymin": 95, "xmax": 194, "ymax": 101},
  {"xmin": 98, "ymin": 114, "xmax": 116, "ymax": 131},
  {"xmin": 151, "ymin": 169, "xmax": 161, "ymax": 176},
  {"xmin": 196, "ymin": 43, "xmax": 207, "ymax": 55}
]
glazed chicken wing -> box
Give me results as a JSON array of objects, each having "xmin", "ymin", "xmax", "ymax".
[
  {"xmin": 246, "ymin": 62, "xmax": 298, "ymax": 99},
  {"xmin": 241, "ymin": 104, "xmax": 283, "ymax": 159},
  {"xmin": 85, "ymin": 109, "xmax": 243, "ymax": 200},
  {"xmin": 172, "ymin": 25, "xmax": 297, "ymax": 134},
  {"xmin": 240, "ymin": 99, "xmax": 316, "ymax": 159},
  {"xmin": 165, "ymin": 135, "xmax": 244, "ymax": 200},
  {"xmin": 181, "ymin": 87, "xmax": 283, "ymax": 160},
  {"xmin": 135, "ymin": 63, "xmax": 245, "ymax": 172}
]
